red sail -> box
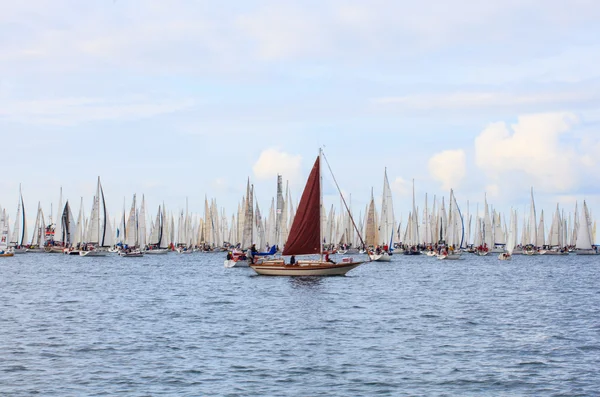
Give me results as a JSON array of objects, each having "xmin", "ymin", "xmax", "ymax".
[{"xmin": 283, "ymin": 156, "xmax": 321, "ymax": 256}]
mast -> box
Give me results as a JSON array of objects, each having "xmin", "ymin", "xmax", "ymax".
[{"xmin": 319, "ymin": 148, "xmax": 323, "ymax": 260}]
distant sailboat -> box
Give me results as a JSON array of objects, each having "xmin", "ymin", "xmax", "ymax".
[
  {"xmin": 80, "ymin": 177, "xmax": 114, "ymax": 257},
  {"xmin": 575, "ymin": 200, "xmax": 596, "ymax": 255}
]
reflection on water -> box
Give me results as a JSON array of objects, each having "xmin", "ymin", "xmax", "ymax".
[{"xmin": 289, "ymin": 276, "xmax": 323, "ymax": 289}]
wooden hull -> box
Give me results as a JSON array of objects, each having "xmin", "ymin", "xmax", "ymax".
[
  {"xmin": 0, "ymin": 252, "xmax": 14, "ymax": 257},
  {"xmin": 250, "ymin": 259, "xmax": 364, "ymax": 276}
]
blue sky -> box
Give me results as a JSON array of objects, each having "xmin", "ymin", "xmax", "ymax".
[{"xmin": 1, "ymin": 0, "xmax": 599, "ymax": 237}]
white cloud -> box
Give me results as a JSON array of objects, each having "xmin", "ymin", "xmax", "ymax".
[
  {"xmin": 474, "ymin": 112, "xmax": 581, "ymax": 191},
  {"xmin": 391, "ymin": 177, "xmax": 411, "ymax": 197},
  {"xmin": 253, "ymin": 148, "xmax": 303, "ymax": 183},
  {"xmin": 0, "ymin": 96, "xmax": 194, "ymax": 126},
  {"xmin": 428, "ymin": 149, "xmax": 466, "ymax": 191},
  {"xmin": 372, "ymin": 90, "xmax": 598, "ymax": 110}
]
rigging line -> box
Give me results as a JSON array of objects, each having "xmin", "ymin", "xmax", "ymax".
[{"xmin": 321, "ymin": 150, "xmax": 371, "ymax": 261}]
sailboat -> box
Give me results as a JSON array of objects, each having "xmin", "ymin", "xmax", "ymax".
[
  {"xmin": 250, "ymin": 150, "xmax": 366, "ymax": 276},
  {"xmin": 499, "ymin": 209, "xmax": 516, "ymax": 260},
  {"xmin": 575, "ymin": 200, "xmax": 597, "ymax": 255},
  {"xmin": 27, "ymin": 202, "xmax": 46, "ymax": 253},
  {"xmin": 369, "ymin": 169, "xmax": 394, "ymax": 262},
  {"xmin": 438, "ymin": 189, "xmax": 464, "ymax": 260},
  {"xmin": 80, "ymin": 177, "xmax": 114, "ymax": 257},
  {"xmin": 145, "ymin": 204, "xmax": 170, "ymax": 254},
  {"xmin": 0, "ymin": 208, "xmax": 14, "ymax": 256},
  {"xmin": 9, "ymin": 185, "xmax": 28, "ymax": 254}
]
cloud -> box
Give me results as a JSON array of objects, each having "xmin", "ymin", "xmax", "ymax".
[
  {"xmin": 252, "ymin": 148, "xmax": 302, "ymax": 183},
  {"xmin": 372, "ymin": 90, "xmax": 598, "ymax": 110},
  {"xmin": 428, "ymin": 149, "xmax": 466, "ymax": 191},
  {"xmin": 0, "ymin": 96, "xmax": 195, "ymax": 126},
  {"xmin": 474, "ymin": 112, "xmax": 581, "ymax": 191},
  {"xmin": 391, "ymin": 177, "xmax": 411, "ymax": 197}
]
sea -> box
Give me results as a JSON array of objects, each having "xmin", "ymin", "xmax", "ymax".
[{"xmin": 1, "ymin": 252, "xmax": 599, "ymax": 396}]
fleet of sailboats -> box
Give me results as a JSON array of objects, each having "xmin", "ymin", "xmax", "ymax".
[{"xmin": 0, "ymin": 158, "xmax": 598, "ymax": 266}]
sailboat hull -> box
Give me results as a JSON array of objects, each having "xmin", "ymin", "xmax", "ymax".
[
  {"xmin": 224, "ymin": 259, "xmax": 250, "ymax": 268},
  {"xmin": 369, "ymin": 252, "xmax": 392, "ymax": 262},
  {"xmin": 79, "ymin": 250, "xmax": 109, "ymax": 257},
  {"xmin": 250, "ymin": 260, "xmax": 364, "ymax": 276},
  {"xmin": 144, "ymin": 249, "xmax": 169, "ymax": 255},
  {"xmin": 575, "ymin": 249, "xmax": 597, "ymax": 255}
]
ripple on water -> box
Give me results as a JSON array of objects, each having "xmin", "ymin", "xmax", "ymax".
[{"xmin": 1, "ymin": 253, "xmax": 600, "ymax": 396}]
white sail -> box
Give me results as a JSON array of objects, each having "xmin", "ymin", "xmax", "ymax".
[
  {"xmin": 575, "ymin": 200, "xmax": 593, "ymax": 251},
  {"xmin": 0, "ymin": 209, "xmax": 9, "ymax": 250},
  {"xmin": 379, "ymin": 168, "xmax": 395, "ymax": 247},
  {"xmin": 548, "ymin": 204, "xmax": 561, "ymax": 247},
  {"xmin": 125, "ymin": 194, "xmax": 138, "ymax": 247},
  {"xmin": 9, "ymin": 186, "xmax": 27, "ymax": 247},
  {"xmin": 529, "ymin": 187, "xmax": 538, "ymax": 246},
  {"xmin": 54, "ymin": 187, "xmax": 63, "ymax": 244},
  {"xmin": 506, "ymin": 209, "xmax": 516, "ymax": 254},
  {"xmin": 30, "ymin": 202, "xmax": 45, "ymax": 247},
  {"xmin": 139, "ymin": 196, "xmax": 147, "ymax": 248},
  {"xmin": 241, "ymin": 181, "xmax": 254, "ymax": 249},
  {"xmin": 536, "ymin": 210, "xmax": 546, "ymax": 248},
  {"xmin": 73, "ymin": 198, "xmax": 84, "ymax": 246}
]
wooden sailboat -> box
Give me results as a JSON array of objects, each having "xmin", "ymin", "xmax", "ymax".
[{"xmin": 250, "ymin": 150, "xmax": 366, "ymax": 276}]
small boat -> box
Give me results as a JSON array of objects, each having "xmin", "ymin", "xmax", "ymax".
[
  {"xmin": 0, "ymin": 250, "xmax": 14, "ymax": 257},
  {"xmin": 119, "ymin": 249, "xmax": 144, "ymax": 257},
  {"xmin": 79, "ymin": 247, "xmax": 109, "ymax": 257},
  {"xmin": 224, "ymin": 257, "xmax": 250, "ymax": 268},
  {"xmin": 144, "ymin": 248, "xmax": 169, "ymax": 255},
  {"xmin": 438, "ymin": 252, "xmax": 462, "ymax": 260},
  {"xmin": 498, "ymin": 209, "xmax": 516, "ymax": 261},
  {"xmin": 250, "ymin": 150, "xmax": 366, "ymax": 276},
  {"xmin": 403, "ymin": 248, "xmax": 421, "ymax": 256},
  {"xmin": 44, "ymin": 245, "xmax": 65, "ymax": 253},
  {"xmin": 176, "ymin": 247, "xmax": 193, "ymax": 254},
  {"xmin": 369, "ymin": 251, "xmax": 392, "ymax": 262}
]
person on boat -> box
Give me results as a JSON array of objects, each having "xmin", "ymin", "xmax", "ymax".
[
  {"xmin": 251, "ymin": 244, "xmax": 258, "ymax": 256},
  {"xmin": 226, "ymin": 252, "xmax": 233, "ymax": 260},
  {"xmin": 383, "ymin": 244, "xmax": 389, "ymax": 252},
  {"xmin": 325, "ymin": 252, "xmax": 336, "ymax": 264},
  {"xmin": 290, "ymin": 255, "xmax": 296, "ymax": 265}
]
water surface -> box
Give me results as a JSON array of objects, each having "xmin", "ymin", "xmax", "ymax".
[{"xmin": 1, "ymin": 252, "xmax": 599, "ymax": 396}]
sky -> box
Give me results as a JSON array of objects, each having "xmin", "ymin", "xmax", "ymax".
[{"xmin": 1, "ymin": 0, "xmax": 599, "ymax": 240}]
